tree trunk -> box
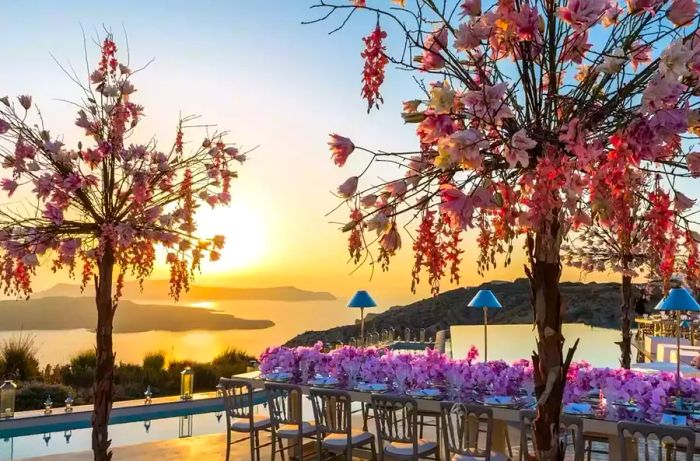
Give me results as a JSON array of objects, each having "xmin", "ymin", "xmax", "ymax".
[
  {"xmin": 92, "ymin": 245, "xmax": 115, "ymax": 461},
  {"xmin": 526, "ymin": 223, "xmax": 578, "ymax": 461},
  {"xmin": 619, "ymin": 275, "xmax": 633, "ymax": 369}
]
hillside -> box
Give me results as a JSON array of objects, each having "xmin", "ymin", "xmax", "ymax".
[
  {"xmin": 286, "ymin": 279, "xmax": 635, "ymax": 346},
  {"xmin": 0, "ymin": 296, "xmax": 274, "ymax": 333},
  {"xmin": 35, "ymin": 281, "xmax": 336, "ymax": 302}
]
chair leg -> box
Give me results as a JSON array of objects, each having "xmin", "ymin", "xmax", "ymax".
[
  {"xmin": 315, "ymin": 440, "xmax": 323, "ymax": 461},
  {"xmin": 370, "ymin": 439, "xmax": 377, "ymax": 461},
  {"xmin": 255, "ymin": 430, "xmax": 261, "ymax": 461},
  {"xmin": 279, "ymin": 436, "xmax": 287, "ymax": 461},
  {"xmin": 420, "ymin": 414, "xmax": 425, "ymax": 438},
  {"xmin": 295, "ymin": 436, "xmax": 302, "ymax": 461},
  {"xmin": 271, "ymin": 431, "xmax": 277, "ymax": 461},
  {"xmin": 250, "ymin": 431, "xmax": 256, "ymax": 461},
  {"xmin": 225, "ymin": 428, "xmax": 231, "ymax": 461}
]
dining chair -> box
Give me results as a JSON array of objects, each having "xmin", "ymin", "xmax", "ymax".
[
  {"xmin": 442, "ymin": 402, "xmax": 507, "ymax": 461},
  {"xmin": 219, "ymin": 377, "xmax": 272, "ymax": 461},
  {"xmin": 518, "ymin": 410, "xmax": 584, "ymax": 461},
  {"xmin": 266, "ymin": 382, "xmax": 318, "ymax": 461},
  {"xmin": 372, "ymin": 394, "xmax": 439, "ymax": 460},
  {"xmin": 617, "ymin": 421, "xmax": 695, "ymax": 461},
  {"xmin": 309, "ymin": 387, "xmax": 376, "ymax": 460}
]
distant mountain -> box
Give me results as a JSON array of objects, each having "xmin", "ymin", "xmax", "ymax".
[
  {"xmin": 286, "ymin": 279, "xmax": 636, "ymax": 346},
  {"xmin": 35, "ymin": 280, "xmax": 336, "ymax": 302},
  {"xmin": 0, "ymin": 296, "xmax": 274, "ymax": 333}
]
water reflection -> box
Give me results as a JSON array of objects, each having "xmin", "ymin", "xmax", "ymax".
[
  {"xmin": 178, "ymin": 415, "xmax": 193, "ymax": 438},
  {"xmin": 64, "ymin": 430, "xmax": 72, "ymax": 444},
  {"xmin": 42, "ymin": 433, "xmax": 51, "ymax": 447},
  {"xmin": 144, "ymin": 420, "xmax": 152, "ymax": 433}
]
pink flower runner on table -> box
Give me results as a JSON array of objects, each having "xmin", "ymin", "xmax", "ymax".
[{"xmin": 259, "ymin": 343, "xmax": 700, "ymax": 420}]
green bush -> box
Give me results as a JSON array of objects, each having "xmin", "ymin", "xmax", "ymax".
[
  {"xmin": 60, "ymin": 350, "xmax": 96, "ymax": 388},
  {"xmin": 16, "ymin": 382, "xmax": 75, "ymax": 412},
  {"xmin": 0, "ymin": 333, "xmax": 40, "ymax": 381}
]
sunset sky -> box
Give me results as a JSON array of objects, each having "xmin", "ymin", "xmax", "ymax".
[{"xmin": 0, "ymin": 1, "xmax": 621, "ymax": 303}]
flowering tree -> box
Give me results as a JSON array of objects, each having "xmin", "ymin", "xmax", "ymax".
[
  {"xmin": 314, "ymin": 0, "xmax": 700, "ymax": 457},
  {"xmin": 0, "ymin": 36, "xmax": 245, "ymax": 460},
  {"xmin": 562, "ymin": 163, "xmax": 654, "ymax": 369}
]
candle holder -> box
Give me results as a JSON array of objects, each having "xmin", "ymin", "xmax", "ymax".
[
  {"xmin": 44, "ymin": 395, "xmax": 53, "ymax": 414},
  {"xmin": 64, "ymin": 395, "xmax": 74, "ymax": 413}
]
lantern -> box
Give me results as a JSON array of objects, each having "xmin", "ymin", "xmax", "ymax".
[
  {"xmin": 178, "ymin": 414, "xmax": 193, "ymax": 438},
  {"xmin": 44, "ymin": 395, "xmax": 53, "ymax": 414},
  {"xmin": 0, "ymin": 380, "xmax": 17, "ymax": 419},
  {"xmin": 144, "ymin": 385, "xmax": 152, "ymax": 404},
  {"xmin": 180, "ymin": 367, "xmax": 194, "ymax": 400},
  {"xmin": 64, "ymin": 395, "xmax": 73, "ymax": 413}
]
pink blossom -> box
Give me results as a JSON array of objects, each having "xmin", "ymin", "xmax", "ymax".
[
  {"xmin": 18, "ymin": 95, "xmax": 32, "ymax": 110},
  {"xmin": 687, "ymin": 152, "xmax": 700, "ymax": 176},
  {"xmin": 630, "ymin": 41, "xmax": 652, "ymax": 70},
  {"xmin": 42, "ymin": 203, "xmax": 64, "ymax": 225},
  {"xmin": 440, "ymin": 185, "xmax": 475, "ymax": 230},
  {"xmin": 360, "ymin": 194, "xmax": 377, "ymax": 207},
  {"xmin": 328, "ymin": 134, "xmax": 355, "ymax": 167},
  {"xmin": 337, "ymin": 176, "xmax": 359, "ymax": 198},
  {"xmin": 668, "ymin": 0, "xmax": 697, "ymax": 25},
  {"xmin": 675, "ymin": 191, "xmax": 696, "ymax": 211},
  {"xmin": 422, "ymin": 28, "xmax": 448, "ymax": 71},
  {"xmin": 0, "ymin": 119, "xmax": 9, "ymax": 135},
  {"xmin": 563, "ymin": 32, "xmax": 592, "ymax": 64},
  {"xmin": 641, "ymin": 74, "xmax": 686, "ymax": 113},
  {"xmin": 416, "ymin": 112, "xmax": 456, "ymax": 145},
  {"xmin": 558, "ymin": 0, "xmax": 608, "ymax": 30},
  {"xmin": 1, "ymin": 179, "xmax": 18, "ymax": 197},
  {"xmin": 460, "ymin": 0, "xmax": 481, "ymax": 17},
  {"xmin": 462, "ymin": 83, "xmax": 513, "ymax": 124},
  {"xmin": 505, "ymin": 129, "xmax": 536, "ymax": 168},
  {"xmin": 380, "ymin": 223, "xmax": 401, "ymax": 253},
  {"xmin": 660, "ymin": 40, "xmax": 693, "ymax": 77}
]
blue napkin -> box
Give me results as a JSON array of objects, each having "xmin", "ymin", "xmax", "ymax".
[
  {"xmin": 661, "ymin": 413, "xmax": 687, "ymax": 426},
  {"xmin": 564, "ymin": 403, "xmax": 592, "ymax": 415}
]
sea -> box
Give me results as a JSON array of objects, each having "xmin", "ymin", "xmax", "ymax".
[{"xmin": 0, "ymin": 298, "xmax": 624, "ymax": 368}]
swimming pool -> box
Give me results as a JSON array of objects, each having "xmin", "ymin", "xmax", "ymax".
[{"xmin": 0, "ymin": 392, "xmax": 269, "ymax": 460}]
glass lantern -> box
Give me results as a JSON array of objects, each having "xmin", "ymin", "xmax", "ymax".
[
  {"xmin": 0, "ymin": 380, "xmax": 17, "ymax": 419},
  {"xmin": 144, "ymin": 386, "xmax": 152, "ymax": 405},
  {"xmin": 64, "ymin": 395, "xmax": 74, "ymax": 413},
  {"xmin": 180, "ymin": 367, "xmax": 194, "ymax": 400},
  {"xmin": 44, "ymin": 395, "xmax": 53, "ymax": 414}
]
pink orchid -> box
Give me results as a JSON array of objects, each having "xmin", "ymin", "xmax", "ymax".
[
  {"xmin": 328, "ymin": 134, "xmax": 355, "ymax": 167},
  {"xmin": 380, "ymin": 223, "xmax": 402, "ymax": 254},
  {"xmin": 360, "ymin": 194, "xmax": 378, "ymax": 208},
  {"xmin": 630, "ymin": 41, "xmax": 652, "ymax": 70}
]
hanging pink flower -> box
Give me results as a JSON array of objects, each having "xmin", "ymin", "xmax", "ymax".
[
  {"xmin": 460, "ymin": 0, "xmax": 481, "ymax": 16},
  {"xmin": 328, "ymin": 134, "xmax": 355, "ymax": 167},
  {"xmin": 361, "ymin": 25, "xmax": 388, "ymax": 112}
]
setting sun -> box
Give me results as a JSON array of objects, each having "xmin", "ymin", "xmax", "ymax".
[{"xmin": 195, "ymin": 203, "xmax": 267, "ymax": 272}]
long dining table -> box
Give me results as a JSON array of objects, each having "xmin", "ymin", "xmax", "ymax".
[{"xmin": 233, "ymin": 371, "xmax": 699, "ymax": 460}]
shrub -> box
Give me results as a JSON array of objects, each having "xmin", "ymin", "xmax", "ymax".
[
  {"xmin": 60, "ymin": 350, "xmax": 96, "ymax": 388},
  {"xmin": 142, "ymin": 351, "xmax": 166, "ymax": 371},
  {"xmin": 0, "ymin": 333, "xmax": 40, "ymax": 381},
  {"xmin": 16, "ymin": 382, "xmax": 75, "ymax": 411},
  {"xmin": 212, "ymin": 347, "xmax": 253, "ymax": 379}
]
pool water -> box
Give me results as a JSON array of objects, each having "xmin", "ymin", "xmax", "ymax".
[{"xmin": 0, "ymin": 410, "xmax": 233, "ymax": 460}]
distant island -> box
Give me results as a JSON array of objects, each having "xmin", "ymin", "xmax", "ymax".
[
  {"xmin": 286, "ymin": 279, "xmax": 634, "ymax": 346},
  {"xmin": 0, "ymin": 296, "xmax": 274, "ymax": 333},
  {"xmin": 35, "ymin": 280, "xmax": 336, "ymax": 302}
]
